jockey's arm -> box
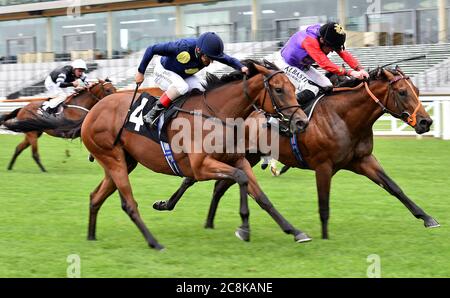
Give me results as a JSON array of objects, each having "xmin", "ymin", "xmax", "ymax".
[
  {"xmin": 55, "ymin": 71, "xmax": 74, "ymax": 88},
  {"xmin": 338, "ymin": 50, "xmax": 363, "ymax": 71},
  {"xmin": 302, "ymin": 37, "xmax": 347, "ymax": 76},
  {"xmin": 137, "ymin": 41, "xmax": 183, "ymax": 74},
  {"xmin": 215, "ymin": 54, "xmax": 244, "ymax": 72}
]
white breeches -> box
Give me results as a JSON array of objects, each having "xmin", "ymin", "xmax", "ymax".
[
  {"xmin": 44, "ymin": 76, "xmax": 72, "ymax": 108},
  {"xmin": 153, "ymin": 57, "xmax": 205, "ymax": 98},
  {"xmin": 273, "ymin": 51, "xmax": 332, "ymax": 96}
]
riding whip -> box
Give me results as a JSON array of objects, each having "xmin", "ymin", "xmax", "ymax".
[{"xmin": 113, "ymin": 82, "xmax": 140, "ymax": 146}]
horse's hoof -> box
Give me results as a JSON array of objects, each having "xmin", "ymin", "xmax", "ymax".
[
  {"xmin": 424, "ymin": 217, "xmax": 440, "ymax": 228},
  {"xmin": 151, "ymin": 243, "xmax": 165, "ymax": 251},
  {"xmin": 88, "ymin": 154, "xmax": 95, "ymax": 162},
  {"xmin": 235, "ymin": 227, "xmax": 250, "ymax": 242},
  {"xmin": 87, "ymin": 236, "xmax": 96, "ymax": 241},
  {"xmin": 204, "ymin": 223, "xmax": 214, "ymax": 229},
  {"xmin": 152, "ymin": 201, "xmax": 167, "ymax": 211},
  {"xmin": 295, "ymin": 232, "xmax": 312, "ymax": 243}
]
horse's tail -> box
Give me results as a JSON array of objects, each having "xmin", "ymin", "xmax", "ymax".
[
  {"xmin": 0, "ymin": 108, "xmax": 21, "ymax": 125},
  {"xmin": 3, "ymin": 116, "xmax": 84, "ymax": 139}
]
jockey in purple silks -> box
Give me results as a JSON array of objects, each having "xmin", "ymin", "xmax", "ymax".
[{"xmin": 274, "ymin": 22, "xmax": 369, "ymax": 104}]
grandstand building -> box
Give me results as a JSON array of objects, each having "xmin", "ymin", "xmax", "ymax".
[{"xmin": 1, "ymin": 0, "xmax": 450, "ymax": 99}]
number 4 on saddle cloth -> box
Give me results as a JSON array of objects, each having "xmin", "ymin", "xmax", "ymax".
[{"xmin": 124, "ymin": 92, "xmax": 189, "ymax": 176}]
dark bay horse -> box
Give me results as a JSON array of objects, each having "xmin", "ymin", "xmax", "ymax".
[
  {"xmin": 0, "ymin": 80, "xmax": 116, "ymax": 172},
  {"xmin": 153, "ymin": 66, "xmax": 439, "ymax": 240},
  {"xmin": 81, "ymin": 60, "xmax": 310, "ymax": 250}
]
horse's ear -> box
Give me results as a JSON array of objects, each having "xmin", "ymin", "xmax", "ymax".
[
  {"xmin": 376, "ymin": 67, "xmax": 382, "ymax": 78},
  {"xmin": 381, "ymin": 68, "xmax": 395, "ymax": 81},
  {"xmin": 105, "ymin": 77, "xmax": 111, "ymax": 83},
  {"xmin": 244, "ymin": 61, "xmax": 258, "ymax": 77}
]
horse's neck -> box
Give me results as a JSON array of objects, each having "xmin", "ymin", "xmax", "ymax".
[
  {"xmin": 330, "ymin": 81, "xmax": 389, "ymax": 133},
  {"xmin": 207, "ymin": 76, "xmax": 262, "ymax": 120},
  {"xmin": 68, "ymin": 91, "xmax": 96, "ymax": 108}
]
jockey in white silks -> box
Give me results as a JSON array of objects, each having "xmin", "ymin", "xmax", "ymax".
[{"xmin": 41, "ymin": 59, "xmax": 88, "ymax": 114}]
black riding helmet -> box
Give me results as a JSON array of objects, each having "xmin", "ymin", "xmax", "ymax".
[{"xmin": 319, "ymin": 22, "xmax": 346, "ymax": 52}]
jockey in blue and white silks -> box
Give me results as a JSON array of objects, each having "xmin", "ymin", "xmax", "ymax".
[{"xmin": 136, "ymin": 32, "xmax": 249, "ymax": 126}]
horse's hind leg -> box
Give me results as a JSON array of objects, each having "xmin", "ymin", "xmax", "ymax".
[
  {"xmin": 237, "ymin": 157, "xmax": 311, "ymax": 243},
  {"xmin": 88, "ymin": 153, "xmax": 138, "ymax": 240},
  {"xmin": 153, "ymin": 177, "xmax": 197, "ymax": 211},
  {"xmin": 349, "ymin": 154, "xmax": 439, "ymax": 228},
  {"xmin": 97, "ymin": 150, "xmax": 163, "ymax": 250},
  {"xmin": 28, "ymin": 132, "xmax": 46, "ymax": 172},
  {"xmin": 7, "ymin": 136, "xmax": 31, "ymax": 170}
]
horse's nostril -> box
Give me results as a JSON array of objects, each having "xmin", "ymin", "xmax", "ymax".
[
  {"xmin": 420, "ymin": 118, "xmax": 432, "ymax": 128},
  {"xmin": 296, "ymin": 120, "xmax": 308, "ymax": 131}
]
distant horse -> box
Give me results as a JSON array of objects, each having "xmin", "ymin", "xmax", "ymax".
[
  {"xmin": 0, "ymin": 80, "xmax": 116, "ymax": 172},
  {"xmin": 81, "ymin": 60, "xmax": 310, "ymax": 250},
  {"xmin": 153, "ymin": 66, "xmax": 439, "ymax": 240}
]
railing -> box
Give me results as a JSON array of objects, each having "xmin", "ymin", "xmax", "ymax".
[
  {"xmin": 2, "ymin": 93, "xmax": 450, "ymax": 140},
  {"xmin": 372, "ymin": 97, "xmax": 450, "ymax": 140},
  {"xmin": 0, "ymin": 0, "xmax": 56, "ymax": 6}
]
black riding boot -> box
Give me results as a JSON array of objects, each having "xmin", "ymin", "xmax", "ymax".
[
  {"xmin": 143, "ymin": 101, "xmax": 166, "ymax": 127},
  {"xmin": 296, "ymin": 89, "xmax": 316, "ymax": 105}
]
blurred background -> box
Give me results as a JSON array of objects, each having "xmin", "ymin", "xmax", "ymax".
[{"xmin": 1, "ymin": 0, "xmax": 450, "ymax": 139}]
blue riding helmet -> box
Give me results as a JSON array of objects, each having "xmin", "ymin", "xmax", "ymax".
[{"xmin": 196, "ymin": 32, "xmax": 225, "ymax": 60}]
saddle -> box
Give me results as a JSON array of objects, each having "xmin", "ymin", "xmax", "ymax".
[{"xmin": 124, "ymin": 92, "xmax": 189, "ymax": 143}]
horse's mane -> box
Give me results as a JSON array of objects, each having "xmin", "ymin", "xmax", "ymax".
[
  {"xmin": 203, "ymin": 59, "xmax": 280, "ymax": 92},
  {"xmin": 65, "ymin": 79, "xmax": 107, "ymax": 102},
  {"xmin": 327, "ymin": 66, "xmax": 402, "ymax": 91}
]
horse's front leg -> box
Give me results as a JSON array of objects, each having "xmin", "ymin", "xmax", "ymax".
[
  {"xmin": 315, "ymin": 163, "xmax": 333, "ymax": 239},
  {"xmin": 152, "ymin": 177, "xmax": 197, "ymax": 211},
  {"xmin": 349, "ymin": 154, "xmax": 439, "ymax": 228},
  {"xmin": 7, "ymin": 136, "xmax": 30, "ymax": 171},
  {"xmin": 238, "ymin": 157, "xmax": 311, "ymax": 243}
]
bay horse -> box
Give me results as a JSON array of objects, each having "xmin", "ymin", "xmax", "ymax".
[
  {"xmin": 81, "ymin": 60, "xmax": 310, "ymax": 250},
  {"xmin": 0, "ymin": 80, "xmax": 116, "ymax": 172},
  {"xmin": 153, "ymin": 66, "xmax": 439, "ymax": 241}
]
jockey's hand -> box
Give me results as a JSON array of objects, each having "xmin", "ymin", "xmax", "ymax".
[
  {"xmin": 241, "ymin": 66, "xmax": 249, "ymax": 75},
  {"xmin": 74, "ymin": 86, "xmax": 86, "ymax": 93},
  {"xmin": 72, "ymin": 80, "xmax": 80, "ymax": 87},
  {"xmin": 135, "ymin": 72, "xmax": 145, "ymax": 85},
  {"xmin": 349, "ymin": 70, "xmax": 366, "ymax": 80},
  {"xmin": 359, "ymin": 69, "xmax": 370, "ymax": 79}
]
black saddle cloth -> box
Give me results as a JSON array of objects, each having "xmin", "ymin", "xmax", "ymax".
[{"xmin": 124, "ymin": 92, "xmax": 188, "ymax": 143}]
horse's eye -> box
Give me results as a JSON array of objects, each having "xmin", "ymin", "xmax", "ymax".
[
  {"xmin": 399, "ymin": 90, "xmax": 407, "ymax": 97},
  {"xmin": 275, "ymin": 88, "xmax": 282, "ymax": 93}
]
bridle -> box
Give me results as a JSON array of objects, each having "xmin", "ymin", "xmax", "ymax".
[
  {"xmin": 65, "ymin": 81, "xmax": 114, "ymax": 113},
  {"xmin": 364, "ymin": 70, "xmax": 422, "ymax": 127},
  {"xmin": 243, "ymin": 70, "xmax": 302, "ymax": 129}
]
